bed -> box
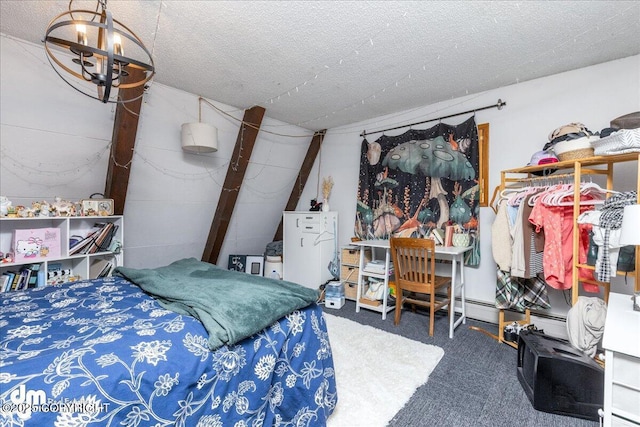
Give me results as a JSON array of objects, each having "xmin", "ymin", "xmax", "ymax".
[{"xmin": 0, "ymin": 258, "xmax": 337, "ymax": 426}]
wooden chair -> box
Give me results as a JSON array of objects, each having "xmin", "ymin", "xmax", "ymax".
[{"xmin": 390, "ymin": 237, "xmax": 452, "ymax": 336}]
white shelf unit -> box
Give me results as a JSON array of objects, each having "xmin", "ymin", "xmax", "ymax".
[
  {"xmin": 0, "ymin": 216, "xmax": 123, "ymax": 288},
  {"xmin": 352, "ymin": 240, "xmax": 395, "ymax": 320},
  {"xmin": 602, "ymin": 293, "xmax": 640, "ymax": 427}
]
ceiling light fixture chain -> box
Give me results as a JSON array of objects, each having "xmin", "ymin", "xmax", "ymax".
[{"xmin": 44, "ymin": 0, "xmax": 155, "ymax": 104}]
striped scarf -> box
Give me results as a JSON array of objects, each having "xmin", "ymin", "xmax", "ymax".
[{"xmin": 597, "ymin": 191, "xmax": 638, "ymax": 281}]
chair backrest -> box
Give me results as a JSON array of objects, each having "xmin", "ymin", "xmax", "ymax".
[{"xmin": 390, "ymin": 237, "xmax": 438, "ymax": 293}]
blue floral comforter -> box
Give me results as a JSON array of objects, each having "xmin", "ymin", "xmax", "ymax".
[{"xmin": 0, "ymin": 277, "xmax": 337, "ymax": 426}]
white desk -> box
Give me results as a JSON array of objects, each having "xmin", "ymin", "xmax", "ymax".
[{"xmin": 351, "ymin": 239, "xmax": 472, "ymax": 338}]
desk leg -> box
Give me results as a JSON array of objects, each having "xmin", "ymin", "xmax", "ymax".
[
  {"xmin": 380, "ymin": 248, "xmax": 390, "ymax": 321},
  {"xmin": 355, "ymin": 248, "xmax": 364, "ymax": 314},
  {"xmin": 449, "ymin": 256, "xmax": 457, "ymax": 339},
  {"xmin": 460, "ymin": 256, "xmax": 466, "ymax": 325},
  {"xmin": 450, "ymin": 254, "xmax": 467, "ymax": 338}
]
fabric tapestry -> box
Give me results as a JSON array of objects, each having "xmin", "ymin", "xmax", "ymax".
[{"xmin": 354, "ymin": 116, "xmax": 481, "ymax": 265}]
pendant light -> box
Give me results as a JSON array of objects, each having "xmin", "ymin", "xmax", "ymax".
[{"xmin": 181, "ymin": 97, "xmax": 219, "ymax": 153}]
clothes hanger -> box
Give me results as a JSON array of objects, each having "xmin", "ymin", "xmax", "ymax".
[
  {"xmin": 544, "ymin": 181, "xmax": 611, "ymax": 206},
  {"xmin": 313, "ymin": 229, "xmax": 335, "ymax": 245},
  {"xmin": 556, "ymin": 181, "xmax": 617, "ymax": 206},
  {"xmin": 508, "ymin": 186, "xmax": 540, "ymax": 207}
]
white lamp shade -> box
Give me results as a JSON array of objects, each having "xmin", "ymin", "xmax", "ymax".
[
  {"xmin": 181, "ymin": 122, "xmax": 218, "ymax": 153},
  {"xmin": 619, "ymin": 204, "xmax": 640, "ymax": 245}
]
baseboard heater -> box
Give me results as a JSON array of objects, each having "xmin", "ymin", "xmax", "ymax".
[{"xmin": 460, "ymin": 297, "xmax": 570, "ymax": 340}]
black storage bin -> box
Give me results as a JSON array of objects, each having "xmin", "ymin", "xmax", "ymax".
[{"xmin": 517, "ymin": 330, "xmax": 604, "ymax": 421}]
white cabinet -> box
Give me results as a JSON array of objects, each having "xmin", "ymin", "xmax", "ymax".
[
  {"xmin": 602, "ymin": 293, "xmax": 640, "ymax": 427},
  {"xmin": 282, "ymin": 211, "xmax": 337, "ymax": 290},
  {"xmin": 1, "ymin": 216, "xmax": 124, "ymax": 289}
]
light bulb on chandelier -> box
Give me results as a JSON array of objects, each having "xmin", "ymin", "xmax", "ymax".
[{"xmin": 44, "ymin": 0, "xmax": 155, "ymax": 103}]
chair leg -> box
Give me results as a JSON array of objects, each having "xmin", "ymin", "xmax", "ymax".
[
  {"xmin": 429, "ymin": 291, "xmax": 435, "ymax": 337},
  {"xmin": 394, "ymin": 292, "xmax": 402, "ymax": 326}
]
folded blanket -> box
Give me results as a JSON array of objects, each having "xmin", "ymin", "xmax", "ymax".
[{"xmin": 114, "ymin": 258, "xmax": 319, "ymax": 350}]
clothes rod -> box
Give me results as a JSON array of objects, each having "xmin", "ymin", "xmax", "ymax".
[
  {"xmin": 360, "ymin": 98, "xmax": 506, "ymax": 138},
  {"xmin": 506, "ymin": 172, "xmax": 576, "ymax": 184}
]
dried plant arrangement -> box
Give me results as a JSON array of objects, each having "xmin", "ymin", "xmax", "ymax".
[{"xmin": 322, "ymin": 176, "xmax": 334, "ymax": 201}]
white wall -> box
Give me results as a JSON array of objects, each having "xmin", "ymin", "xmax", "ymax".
[
  {"xmin": 304, "ymin": 54, "xmax": 640, "ymax": 322},
  {"xmin": 1, "ymin": 34, "xmax": 313, "ymax": 270},
  {"xmin": 2, "ymin": 32, "xmax": 638, "ymax": 323}
]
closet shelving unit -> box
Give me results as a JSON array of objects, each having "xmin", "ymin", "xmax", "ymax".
[{"xmin": 496, "ymin": 152, "xmax": 640, "ymax": 347}]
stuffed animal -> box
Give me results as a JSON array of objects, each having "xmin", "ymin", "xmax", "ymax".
[
  {"xmin": 0, "ymin": 196, "xmax": 11, "ymax": 217},
  {"xmin": 310, "ymin": 198, "xmax": 323, "ymax": 211}
]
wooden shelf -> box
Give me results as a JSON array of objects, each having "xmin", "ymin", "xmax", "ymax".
[{"xmin": 502, "ymin": 152, "xmax": 640, "ymax": 176}]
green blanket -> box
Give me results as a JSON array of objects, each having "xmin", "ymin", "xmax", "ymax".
[{"xmin": 114, "ymin": 258, "xmax": 319, "ymax": 350}]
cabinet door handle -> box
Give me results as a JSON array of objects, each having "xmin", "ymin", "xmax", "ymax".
[
  {"xmin": 300, "ymin": 237, "xmax": 304, "ymax": 247},
  {"xmin": 296, "ymin": 218, "xmax": 300, "ymax": 228}
]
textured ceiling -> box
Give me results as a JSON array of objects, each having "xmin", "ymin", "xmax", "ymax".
[{"xmin": 1, "ymin": 1, "xmax": 639, "ymax": 131}]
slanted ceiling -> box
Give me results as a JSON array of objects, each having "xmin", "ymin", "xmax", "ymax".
[{"xmin": 1, "ymin": 1, "xmax": 639, "ymax": 131}]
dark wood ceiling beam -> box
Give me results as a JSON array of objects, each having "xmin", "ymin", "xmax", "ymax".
[
  {"xmin": 273, "ymin": 130, "xmax": 326, "ymax": 241},
  {"xmin": 202, "ymin": 106, "xmax": 266, "ymax": 264},
  {"xmin": 104, "ymin": 68, "xmax": 146, "ymax": 215}
]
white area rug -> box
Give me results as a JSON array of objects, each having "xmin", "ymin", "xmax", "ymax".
[{"xmin": 324, "ymin": 313, "xmax": 444, "ymax": 427}]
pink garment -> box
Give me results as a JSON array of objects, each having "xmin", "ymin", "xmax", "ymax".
[
  {"xmin": 578, "ymin": 223, "xmax": 599, "ymax": 292},
  {"xmin": 529, "ymin": 199, "xmax": 595, "ymax": 291}
]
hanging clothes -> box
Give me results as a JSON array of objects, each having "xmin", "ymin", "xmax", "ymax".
[
  {"xmin": 528, "ymin": 184, "xmax": 600, "ymax": 291},
  {"xmin": 491, "ymin": 198, "xmax": 512, "ymax": 272},
  {"xmin": 491, "ymin": 185, "xmax": 551, "ymax": 312},
  {"xmin": 595, "ymin": 190, "xmax": 638, "ymax": 281},
  {"xmin": 511, "ymin": 192, "xmax": 544, "ymax": 279},
  {"xmin": 495, "ymin": 268, "xmax": 551, "ymax": 312}
]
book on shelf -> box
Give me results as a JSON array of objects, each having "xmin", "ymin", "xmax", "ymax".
[
  {"xmin": 14, "ymin": 264, "xmax": 42, "ymax": 289},
  {"xmin": 9, "ymin": 271, "xmax": 21, "ymax": 291},
  {"xmin": 69, "ymin": 222, "xmax": 118, "ymax": 255},
  {"xmin": 93, "ymin": 222, "xmax": 117, "ymax": 253},
  {"xmin": 444, "ymin": 225, "xmax": 454, "ymax": 247},
  {"xmin": 26, "ymin": 264, "xmax": 42, "ymax": 288},
  {"xmin": 68, "ymin": 228, "xmax": 99, "ymax": 255},
  {"xmin": 17, "ymin": 268, "xmax": 31, "ymax": 290},
  {"xmin": 90, "ymin": 259, "xmax": 115, "ymax": 279},
  {"xmin": 430, "ymin": 229, "xmax": 445, "ymax": 245},
  {"xmin": 1, "ymin": 272, "xmax": 15, "ymax": 292},
  {"xmin": 4, "ymin": 267, "xmax": 31, "ymax": 291}
]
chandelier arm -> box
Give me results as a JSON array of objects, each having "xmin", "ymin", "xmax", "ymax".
[
  {"xmin": 43, "ymin": 42, "xmax": 88, "ymax": 83},
  {"xmin": 98, "ymin": 9, "xmax": 114, "ymax": 102},
  {"xmin": 44, "ymin": 51, "xmax": 106, "ymax": 103},
  {"xmin": 78, "ymin": 53, "xmax": 96, "ymax": 82}
]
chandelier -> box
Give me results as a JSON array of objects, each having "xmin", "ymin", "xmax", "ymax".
[{"xmin": 44, "ymin": 0, "xmax": 155, "ymax": 103}]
